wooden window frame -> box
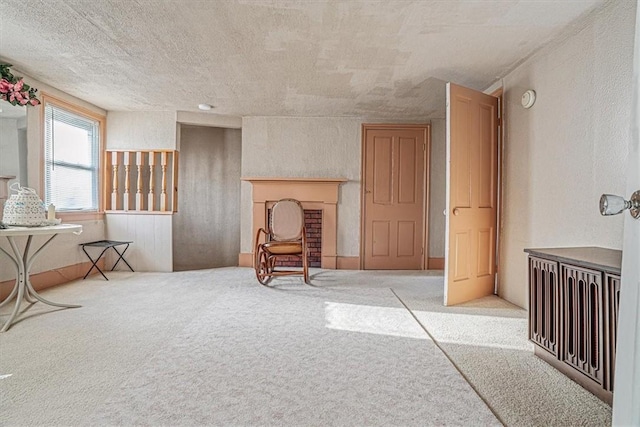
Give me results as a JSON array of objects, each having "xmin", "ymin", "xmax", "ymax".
[{"xmin": 40, "ymin": 93, "xmax": 106, "ymax": 221}]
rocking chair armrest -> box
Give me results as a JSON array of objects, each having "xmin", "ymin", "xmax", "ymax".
[{"xmin": 255, "ymin": 228, "xmax": 268, "ymax": 246}]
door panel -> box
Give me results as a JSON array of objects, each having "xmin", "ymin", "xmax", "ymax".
[
  {"xmin": 397, "ymin": 221, "xmax": 416, "ymax": 256},
  {"xmin": 364, "ymin": 126, "xmax": 427, "ymax": 269},
  {"xmin": 453, "ymin": 230, "xmax": 471, "ymax": 281},
  {"xmin": 372, "ymin": 221, "xmax": 390, "ymax": 257},
  {"xmin": 373, "ymin": 137, "xmax": 393, "ymax": 204},
  {"xmin": 477, "ymin": 228, "xmax": 493, "ymax": 276},
  {"xmin": 445, "ymin": 83, "xmax": 498, "ymax": 305},
  {"xmin": 399, "ymin": 138, "xmax": 417, "ymax": 203}
]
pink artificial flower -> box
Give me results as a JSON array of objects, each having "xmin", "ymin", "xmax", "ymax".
[
  {"xmin": 13, "ymin": 79, "xmax": 23, "ymax": 92},
  {"xmin": 29, "ymin": 98, "xmax": 40, "ymax": 106},
  {"xmin": 0, "ymin": 79, "xmax": 12, "ymax": 94}
]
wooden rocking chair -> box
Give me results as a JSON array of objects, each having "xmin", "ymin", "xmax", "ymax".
[{"xmin": 254, "ymin": 198, "xmax": 310, "ymax": 285}]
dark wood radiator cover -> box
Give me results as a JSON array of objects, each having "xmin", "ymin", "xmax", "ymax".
[{"xmin": 525, "ymin": 247, "xmax": 622, "ymax": 405}]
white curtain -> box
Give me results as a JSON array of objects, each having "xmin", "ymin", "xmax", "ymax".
[{"xmin": 612, "ymin": 1, "xmax": 640, "ymax": 425}]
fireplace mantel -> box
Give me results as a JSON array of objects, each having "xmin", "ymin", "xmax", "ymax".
[{"xmin": 242, "ymin": 177, "xmax": 347, "ymax": 269}]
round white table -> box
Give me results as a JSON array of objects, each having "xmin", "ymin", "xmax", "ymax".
[{"xmin": 0, "ymin": 224, "xmax": 83, "ymax": 332}]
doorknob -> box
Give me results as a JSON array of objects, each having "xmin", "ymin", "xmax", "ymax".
[
  {"xmin": 453, "ymin": 208, "xmax": 461, "ymax": 216},
  {"xmin": 365, "ymin": 189, "xmax": 372, "ymax": 194},
  {"xmin": 600, "ymin": 191, "xmax": 640, "ymax": 219}
]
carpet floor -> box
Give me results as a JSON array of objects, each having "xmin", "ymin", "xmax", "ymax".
[{"xmin": 0, "ymin": 268, "xmax": 611, "ymax": 426}]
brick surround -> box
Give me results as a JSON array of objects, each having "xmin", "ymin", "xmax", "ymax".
[{"xmin": 269, "ymin": 209, "xmax": 322, "ymax": 267}]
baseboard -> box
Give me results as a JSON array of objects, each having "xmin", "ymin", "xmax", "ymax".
[
  {"xmin": 239, "ymin": 253, "xmax": 361, "ymax": 270},
  {"xmin": 428, "ymin": 257, "xmax": 445, "ymax": 270},
  {"xmin": 0, "ymin": 260, "xmax": 105, "ymax": 300},
  {"xmin": 238, "ymin": 252, "xmax": 253, "ymax": 268},
  {"xmin": 337, "ymin": 257, "xmax": 360, "ymax": 270}
]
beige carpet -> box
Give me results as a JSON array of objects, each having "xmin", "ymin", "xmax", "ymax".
[
  {"xmin": 392, "ymin": 282, "xmax": 612, "ymax": 426},
  {"xmin": 0, "ymin": 268, "xmax": 611, "ymax": 426}
]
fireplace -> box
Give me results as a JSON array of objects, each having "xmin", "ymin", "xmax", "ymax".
[{"xmin": 242, "ymin": 177, "xmax": 346, "ymax": 269}]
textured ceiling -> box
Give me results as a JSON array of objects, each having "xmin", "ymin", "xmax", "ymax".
[{"xmin": 0, "ymin": 0, "xmax": 604, "ymax": 118}]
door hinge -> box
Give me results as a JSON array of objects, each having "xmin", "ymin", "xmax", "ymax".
[
  {"xmin": 421, "ymin": 247, "xmax": 424, "ymax": 255},
  {"xmin": 497, "ymin": 117, "xmax": 502, "ymax": 127},
  {"xmin": 423, "ymin": 142, "xmax": 426, "ymax": 151}
]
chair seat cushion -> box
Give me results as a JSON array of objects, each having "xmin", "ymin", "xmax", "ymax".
[{"xmin": 262, "ymin": 241, "xmax": 303, "ymax": 255}]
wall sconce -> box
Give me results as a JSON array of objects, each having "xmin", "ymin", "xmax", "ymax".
[{"xmin": 600, "ymin": 191, "xmax": 640, "ymax": 219}]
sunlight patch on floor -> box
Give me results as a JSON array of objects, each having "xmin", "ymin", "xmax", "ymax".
[
  {"xmin": 324, "ymin": 302, "xmax": 430, "ymax": 340},
  {"xmin": 412, "ymin": 311, "xmax": 533, "ymax": 351}
]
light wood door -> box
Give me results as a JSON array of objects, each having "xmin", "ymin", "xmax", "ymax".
[
  {"xmin": 363, "ymin": 126, "xmax": 427, "ymax": 269},
  {"xmin": 444, "ymin": 83, "xmax": 498, "ymax": 306}
]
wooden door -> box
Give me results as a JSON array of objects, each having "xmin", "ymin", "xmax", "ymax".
[
  {"xmin": 444, "ymin": 83, "xmax": 498, "ymax": 305},
  {"xmin": 362, "ymin": 125, "xmax": 428, "ymax": 269}
]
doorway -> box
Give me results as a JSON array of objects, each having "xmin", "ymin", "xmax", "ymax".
[
  {"xmin": 361, "ymin": 124, "xmax": 430, "ymax": 269},
  {"xmin": 172, "ymin": 125, "xmax": 242, "ymax": 271}
]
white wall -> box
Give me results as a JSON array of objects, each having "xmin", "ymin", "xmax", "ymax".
[
  {"xmin": 0, "ymin": 118, "xmax": 20, "ymax": 181},
  {"xmin": 499, "ymin": 0, "xmax": 635, "ymax": 308},
  {"xmin": 107, "ymin": 111, "xmax": 177, "ymax": 150},
  {"xmin": 240, "ymin": 117, "xmax": 362, "ymax": 256},
  {"xmin": 0, "ymin": 73, "xmax": 106, "ymax": 282},
  {"xmin": 105, "ymin": 214, "xmax": 173, "ymax": 272},
  {"xmin": 429, "ymin": 118, "xmax": 446, "ymax": 258}
]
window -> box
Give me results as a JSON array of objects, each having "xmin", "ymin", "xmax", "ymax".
[{"xmin": 43, "ymin": 99, "xmax": 103, "ymax": 212}]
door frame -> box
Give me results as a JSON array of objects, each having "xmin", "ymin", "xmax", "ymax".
[
  {"xmin": 491, "ymin": 87, "xmax": 504, "ymax": 295},
  {"xmin": 359, "ymin": 123, "xmax": 431, "ymax": 270}
]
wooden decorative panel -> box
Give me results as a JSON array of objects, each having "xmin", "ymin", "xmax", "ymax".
[
  {"xmin": 526, "ymin": 247, "xmax": 621, "ymax": 404},
  {"xmin": 603, "ymin": 274, "xmax": 621, "ymax": 392},
  {"xmin": 529, "ymin": 257, "xmax": 559, "ymax": 356},
  {"xmin": 561, "ymin": 264, "xmax": 603, "ymax": 384}
]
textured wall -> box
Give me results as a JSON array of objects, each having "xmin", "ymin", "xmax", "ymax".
[
  {"xmin": 107, "ymin": 111, "xmax": 177, "ymax": 150},
  {"xmin": 428, "ymin": 119, "xmax": 446, "ymax": 258},
  {"xmin": 240, "ymin": 117, "xmax": 362, "ymax": 256},
  {"xmin": 105, "ymin": 214, "xmax": 173, "ymax": 272},
  {"xmin": 498, "ymin": 0, "xmax": 635, "ymax": 308},
  {"xmin": 0, "ymin": 119, "xmax": 20, "ymax": 181},
  {"xmin": 173, "ymin": 126, "xmax": 242, "ymax": 270},
  {"xmin": 176, "ymin": 111, "xmax": 242, "ymax": 129},
  {"xmin": 0, "ymin": 74, "xmax": 106, "ymax": 282}
]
